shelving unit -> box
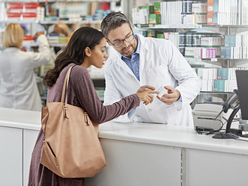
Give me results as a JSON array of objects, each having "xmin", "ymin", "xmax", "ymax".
[
  {"xmin": 0, "ymin": 0, "xmax": 126, "ymax": 104},
  {"xmin": 132, "ymin": 0, "xmax": 248, "ymax": 106}
]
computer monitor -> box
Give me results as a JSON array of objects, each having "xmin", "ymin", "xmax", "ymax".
[{"xmin": 236, "ymin": 70, "xmax": 248, "ymax": 120}]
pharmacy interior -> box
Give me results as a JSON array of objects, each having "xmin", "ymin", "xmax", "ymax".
[{"xmin": 1, "ymin": 0, "xmax": 248, "ymax": 186}]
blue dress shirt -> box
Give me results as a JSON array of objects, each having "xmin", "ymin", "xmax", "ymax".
[{"xmin": 120, "ymin": 34, "xmax": 141, "ymax": 81}]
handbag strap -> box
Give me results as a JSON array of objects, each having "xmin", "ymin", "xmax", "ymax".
[{"xmin": 61, "ymin": 65, "xmax": 75, "ymax": 119}]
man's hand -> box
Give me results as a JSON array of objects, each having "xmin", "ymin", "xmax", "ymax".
[{"xmin": 157, "ymin": 86, "xmax": 180, "ymax": 105}]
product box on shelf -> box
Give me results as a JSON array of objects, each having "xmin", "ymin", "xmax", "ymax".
[
  {"xmin": 192, "ymin": 3, "xmax": 207, "ymax": 13},
  {"xmin": 22, "ymin": 35, "xmax": 35, "ymax": 49},
  {"xmin": 7, "ymin": 12, "xmax": 21, "ymax": 20},
  {"xmin": 7, "ymin": 3, "xmax": 23, "ymax": 12},
  {"xmin": 148, "ymin": 14, "xmax": 161, "ymax": 24},
  {"xmin": 207, "ymin": 0, "xmax": 214, "ymax": 13},
  {"xmin": 182, "ymin": 14, "xmax": 195, "ymax": 25},
  {"xmin": 153, "ymin": 2, "xmax": 161, "ymax": 14},
  {"xmin": 195, "ymin": 13, "xmax": 207, "ymax": 24},
  {"xmin": 138, "ymin": 5, "xmax": 154, "ymax": 14},
  {"xmin": 146, "ymin": 30, "xmax": 156, "ymax": 37},
  {"xmin": 217, "ymin": 68, "xmax": 229, "ymax": 80},
  {"xmin": 21, "ymin": 12, "xmax": 37, "ymax": 20},
  {"xmin": 221, "ymin": 46, "xmax": 233, "ymax": 59},
  {"xmin": 185, "ymin": 47, "xmax": 202, "ymax": 58},
  {"xmin": 156, "ymin": 33, "xmax": 163, "ymax": 39},
  {"xmin": 225, "ymin": 35, "xmax": 242, "ymax": 47},
  {"xmin": 201, "ymin": 48, "xmax": 216, "ymax": 59}
]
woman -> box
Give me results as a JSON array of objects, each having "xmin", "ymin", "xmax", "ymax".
[
  {"xmin": 28, "ymin": 27, "xmax": 157, "ymax": 185},
  {"xmin": 0, "ymin": 23, "xmax": 51, "ymax": 111}
]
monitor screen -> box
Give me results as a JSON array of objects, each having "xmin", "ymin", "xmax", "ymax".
[{"xmin": 236, "ymin": 70, "xmax": 248, "ymax": 120}]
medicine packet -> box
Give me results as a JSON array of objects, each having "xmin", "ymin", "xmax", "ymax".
[{"xmin": 157, "ymin": 86, "xmax": 168, "ymax": 98}]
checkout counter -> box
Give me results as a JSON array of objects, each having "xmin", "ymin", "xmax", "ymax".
[{"xmin": 1, "ymin": 107, "xmax": 248, "ymax": 186}]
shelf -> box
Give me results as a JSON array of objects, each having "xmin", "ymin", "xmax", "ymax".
[
  {"xmin": 40, "ymin": 20, "xmax": 101, "ymax": 25},
  {"xmin": 186, "ymin": 58, "xmax": 248, "ymax": 63},
  {"xmin": 134, "ymin": 24, "xmax": 248, "ymax": 30},
  {"xmin": 186, "ymin": 57, "xmax": 248, "ymax": 68},
  {"xmin": 0, "ymin": 20, "xmax": 39, "ymax": 24},
  {"xmin": 202, "ymin": 24, "xmax": 248, "ymax": 28},
  {"xmin": 200, "ymin": 91, "xmax": 232, "ymax": 94},
  {"xmin": 0, "ymin": 20, "xmax": 102, "ymax": 24},
  {"xmin": 2, "ymin": 0, "xmax": 119, "ymax": 2},
  {"xmin": 134, "ymin": 24, "xmax": 202, "ymax": 29}
]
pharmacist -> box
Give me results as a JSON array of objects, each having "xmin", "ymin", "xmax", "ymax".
[
  {"xmin": 0, "ymin": 24, "xmax": 51, "ymax": 111},
  {"xmin": 101, "ymin": 12, "xmax": 201, "ymax": 126}
]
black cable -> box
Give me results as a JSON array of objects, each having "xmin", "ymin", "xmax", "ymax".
[{"xmin": 195, "ymin": 117, "xmax": 226, "ymax": 135}]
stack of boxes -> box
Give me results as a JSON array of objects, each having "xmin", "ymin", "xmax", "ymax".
[
  {"xmin": 221, "ymin": 35, "xmax": 248, "ymax": 59},
  {"xmin": 183, "ymin": 33, "xmax": 222, "ymax": 59},
  {"xmin": 196, "ymin": 67, "xmax": 243, "ymax": 92},
  {"xmin": 133, "ymin": 1, "xmax": 209, "ymax": 27},
  {"xmin": 6, "ymin": 2, "xmax": 43, "ymax": 21},
  {"xmin": 47, "ymin": 34, "xmax": 68, "ymax": 45},
  {"xmin": 192, "ymin": 2, "xmax": 208, "ymax": 25},
  {"xmin": 132, "ymin": 3, "xmax": 161, "ymax": 26},
  {"xmin": 207, "ymin": 0, "xmax": 239, "ymax": 25}
]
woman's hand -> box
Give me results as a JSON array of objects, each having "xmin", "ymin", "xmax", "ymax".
[
  {"xmin": 137, "ymin": 85, "xmax": 156, "ymax": 93},
  {"xmin": 136, "ymin": 90, "xmax": 158, "ymax": 105},
  {"xmin": 136, "ymin": 85, "xmax": 158, "ymax": 105}
]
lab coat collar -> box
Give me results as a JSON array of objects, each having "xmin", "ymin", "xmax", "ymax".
[{"xmin": 136, "ymin": 34, "xmax": 148, "ymax": 84}]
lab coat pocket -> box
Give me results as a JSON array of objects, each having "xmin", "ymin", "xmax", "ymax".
[
  {"xmin": 145, "ymin": 64, "xmax": 171, "ymax": 87},
  {"xmin": 163, "ymin": 103, "xmax": 179, "ymax": 125}
]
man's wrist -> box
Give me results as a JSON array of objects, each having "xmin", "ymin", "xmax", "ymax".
[{"xmin": 176, "ymin": 90, "xmax": 181, "ymax": 101}]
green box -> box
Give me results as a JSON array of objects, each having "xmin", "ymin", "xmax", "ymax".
[
  {"xmin": 147, "ymin": 30, "xmax": 156, "ymax": 37},
  {"xmin": 156, "ymin": 33, "xmax": 164, "ymax": 39},
  {"xmin": 154, "ymin": 2, "xmax": 161, "ymax": 14},
  {"xmin": 138, "ymin": 5, "xmax": 154, "ymax": 14},
  {"xmin": 148, "ymin": 14, "xmax": 161, "ymax": 24}
]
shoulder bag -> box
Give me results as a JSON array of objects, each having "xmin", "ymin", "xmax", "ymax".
[{"xmin": 40, "ymin": 65, "xmax": 106, "ymax": 178}]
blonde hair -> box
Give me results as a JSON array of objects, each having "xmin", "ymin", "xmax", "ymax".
[{"xmin": 3, "ymin": 23, "xmax": 24, "ymax": 49}]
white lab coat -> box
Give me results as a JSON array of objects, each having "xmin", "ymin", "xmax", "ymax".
[
  {"xmin": 0, "ymin": 35, "xmax": 51, "ymax": 111},
  {"xmin": 104, "ymin": 34, "xmax": 201, "ymax": 126}
]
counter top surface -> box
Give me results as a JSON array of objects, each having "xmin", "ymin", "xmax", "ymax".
[
  {"xmin": 99, "ymin": 121, "xmax": 248, "ymax": 155},
  {"xmin": 0, "ymin": 107, "xmax": 41, "ymax": 130},
  {"xmin": 1, "ymin": 107, "xmax": 248, "ymax": 155}
]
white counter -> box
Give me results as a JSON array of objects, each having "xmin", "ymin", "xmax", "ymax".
[
  {"xmin": 1, "ymin": 107, "xmax": 248, "ymax": 186},
  {"xmin": 98, "ymin": 121, "xmax": 248, "ymax": 155}
]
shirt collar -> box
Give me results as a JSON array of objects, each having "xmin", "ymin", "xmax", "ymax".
[{"xmin": 119, "ymin": 34, "xmax": 141, "ymax": 59}]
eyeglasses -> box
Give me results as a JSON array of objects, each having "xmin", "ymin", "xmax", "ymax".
[{"xmin": 108, "ymin": 33, "xmax": 135, "ymax": 48}]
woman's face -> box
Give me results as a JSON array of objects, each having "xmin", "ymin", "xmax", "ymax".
[{"xmin": 89, "ymin": 38, "xmax": 108, "ymax": 68}]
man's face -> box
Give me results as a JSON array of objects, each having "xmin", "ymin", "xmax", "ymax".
[{"xmin": 107, "ymin": 23, "xmax": 137, "ymax": 58}]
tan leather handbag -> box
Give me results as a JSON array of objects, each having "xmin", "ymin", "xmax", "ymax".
[{"xmin": 40, "ymin": 65, "xmax": 106, "ymax": 178}]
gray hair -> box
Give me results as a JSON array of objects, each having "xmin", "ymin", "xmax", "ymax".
[{"xmin": 101, "ymin": 12, "xmax": 132, "ymax": 39}]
